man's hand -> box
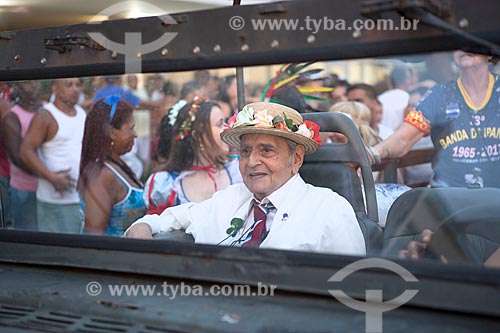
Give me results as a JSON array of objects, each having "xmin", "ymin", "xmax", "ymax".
[
  {"xmin": 398, "ymin": 229, "xmax": 433, "ymax": 260},
  {"xmin": 49, "ymin": 169, "xmax": 75, "ymax": 194},
  {"xmin": 126, "ymin": 223, "xmax": 153, "ymax": 239},
  {"xmin": 324, "ymin": 132, "xmax": 348, "ymax": 144}
]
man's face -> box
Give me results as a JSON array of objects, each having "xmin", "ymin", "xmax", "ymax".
[
  {"xmin": 331, "ymin": 85, "xmax": 348, "ymax": 104},
  {"xmin": 347, "ymin": 88, "xmax": 381, "ymax": 127},
  {"xmin": 127, "ymin": 75, "xmax": 138, "ymax": 89},
  {"xmin": 453, "ymin": 50, "xmax": 489, "ymax": 69},
  {"xmin": 347, "ymin": 88, "xmax": 371, "ymax": 108},
  {"xmin": 239, "ymin": 134, "xmax": 304, "ymax": 200},
  {"xmin": 14, "ymin": 81, "xmax": 40, "ymax": 101},
  {"xmin": 53, "ymin": 78, "xmax": 81, "ymax": 106}
]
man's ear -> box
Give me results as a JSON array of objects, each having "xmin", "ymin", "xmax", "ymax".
[{"xmin": 292, "ymin": 144, "xmax": 305, "ymax": 173}]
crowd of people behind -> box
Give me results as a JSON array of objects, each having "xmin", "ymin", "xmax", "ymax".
[
  {"xmin": 1, "ymin": 51, "xmax": 499, "ymax": 263},
  {"xmin": 0, "ymin": 71, "xmax": 262, "ymax": 235}
]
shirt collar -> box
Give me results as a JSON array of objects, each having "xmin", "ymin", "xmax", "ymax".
[{"xmin": 252, "ymin": 173, "xmax": 302, "ymax": 211}]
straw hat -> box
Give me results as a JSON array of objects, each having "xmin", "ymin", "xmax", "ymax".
[{"xmin": 220, "ymin": 102, "xmax": 320, "ymax": 154}]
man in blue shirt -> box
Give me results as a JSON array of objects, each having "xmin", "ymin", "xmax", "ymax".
[{"xmin": 94, "ymin": 76, "xmax": 159, "ymax": 110}]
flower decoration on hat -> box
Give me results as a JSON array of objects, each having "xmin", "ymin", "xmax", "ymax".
[
  {"xmin": 233, "ymin": 105, "xmax": 319, "ymax": 142},
  {"xmin": 224, "ymin": 112, "xmax": 238, "ymax": 131},
  {"xmin": 303, "ymin": 120, "xmax": 322, "ymax": 145},
  {"xmin": 221, "ymin": 102, "xmax": 321, "ymax": 155}
]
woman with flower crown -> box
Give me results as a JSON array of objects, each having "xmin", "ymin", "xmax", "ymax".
[
  {"xmin": 144, "ymin": 98, "xmax": 243, "ymax": 215},
  {"xmin": 126, "ymin": 102, "xmax": 365, "ymax": 256}
]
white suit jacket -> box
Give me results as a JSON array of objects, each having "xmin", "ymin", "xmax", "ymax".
[{"xmin": 128, "ymin": 174, "xmax": 366, "ymax": 256}]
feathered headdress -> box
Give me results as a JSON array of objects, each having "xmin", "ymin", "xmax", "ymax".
[{"xmin": 261, "ymin": 62, "xmax": 333, "ymax": 104}]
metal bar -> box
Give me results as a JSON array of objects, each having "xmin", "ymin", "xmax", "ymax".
[
  {"xmin": 0, "ymin": 0, "xmax": 499, "ymax": 80},
  {"xmin": 372, "ymin": 148, "xmax": 435, "ymax": 171},
  {"xmin": 1, "ymin": 260, "xmax": 498, "ymax": 332},
  {"xmin": 0, "ymin": 231, "xmax": 499, "ymax": 317},
  {"xmin": 233, "ymin": 0, "xmax": 246, "ymax": 112},
  {"xmin": 236, "ymin": 67, "xmax": 245, "ymax": 111},
  {"xmin": 383, "ymin": 164, "xmax": 399, "ymax": 183}
]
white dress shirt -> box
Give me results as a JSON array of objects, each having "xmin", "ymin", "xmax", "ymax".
[{"xmin": 128, "ymin": 174, "xmax": 366, "ymax": 256}]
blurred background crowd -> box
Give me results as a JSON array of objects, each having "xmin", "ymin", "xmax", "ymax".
[{"xmin": 1, "ymin": 51, "xmax": 498, "ymax": 235}]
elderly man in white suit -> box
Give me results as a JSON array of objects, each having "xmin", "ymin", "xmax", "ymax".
[{"xmin": 126, "ymin": 102, "xmax": 365, "ymax": 256}]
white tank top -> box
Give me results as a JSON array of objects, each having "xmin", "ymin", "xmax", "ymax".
[{"xmin": 37, "ymin": 102, "xmax": 86, "ymax": 204}]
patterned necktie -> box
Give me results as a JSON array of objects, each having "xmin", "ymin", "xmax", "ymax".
[{"xmin": 242, "ymin": 201, "xmax": 275, "ymax": 248}]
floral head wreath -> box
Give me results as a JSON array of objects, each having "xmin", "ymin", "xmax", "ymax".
[
  {"xmin": 168, "ymin": 100, "xmax": 187, "ymax": 126},
  {"xmin": 175, "ymin": 96, "xmax": 205, "ymax": 141}
]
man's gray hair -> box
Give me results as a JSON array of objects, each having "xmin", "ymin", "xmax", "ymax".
[{"xmin": 286, "ymin": 139, "xmax": 298, "ymax": 156}]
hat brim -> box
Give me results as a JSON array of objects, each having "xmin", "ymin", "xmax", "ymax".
[{"xmin": 221, "ymin": 126, "xmax": 319, "ymax": 155}]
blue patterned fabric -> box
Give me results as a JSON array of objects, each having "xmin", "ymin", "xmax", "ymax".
[
  {"xmin": 374, "ymin": 183, "xmax": 411, "ymax": 227},
  {"xmin": 80, "ymin": 163, "xmax": 146, "ymax": 236}
]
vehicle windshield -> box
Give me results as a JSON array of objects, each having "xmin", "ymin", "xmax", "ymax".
[{"xmin": 2, "ymin": 50, "xmax": 499, "ymax": 269}]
